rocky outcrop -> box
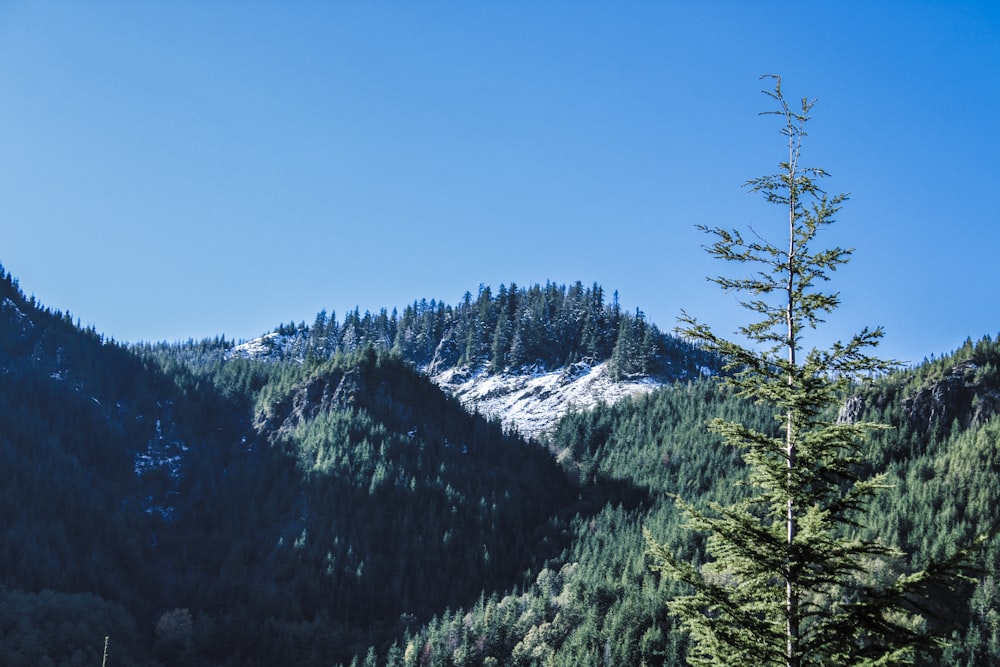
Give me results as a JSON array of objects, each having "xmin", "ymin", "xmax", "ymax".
[
  {"xmin": 901, "ymin": 360, "xmax": 1000, "ymax": 432},
  {"xmin": 252, "ymin": 355, "xmax": 452, "ymax": 446},
  {"xmin": 839, "ymin": 359, "xmax": 1000, "ymax": 439},
  {"xmin": 837, "ymin": 394, "xmax": 866, "ymax": 424},
  {"xmin": 254, "ymin": 368, "xmax": 364, "ymax": 441}
]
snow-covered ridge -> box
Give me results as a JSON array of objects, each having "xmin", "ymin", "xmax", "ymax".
[
  {"xmin": 223, "ymin": 330, "xmax": 671, "ymax": 438},
  {"xmin": 225, "ymin": 331, "xmax": 304, "ymax": 362},
  {"xmin": 431, "ymin": 360, "xmax": 662, "ymax": 440}
]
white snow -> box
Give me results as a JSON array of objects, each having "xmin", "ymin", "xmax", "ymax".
[
  {"xmin": 431, "ymin": 360, "xmax": 663, "ymax": 440},
  {"xmin": 1, "ymin": 297, "xmax": 33, "ymax": 330},
  {"xmin": 225, "ymin": 331, "xmax": 304, "ymax": 361},
  {"xmin": 133, "ymin": 424, "xmax": 188, "ymax": 479},
  {"xmin": 224, "ymin": 332, "xmax": 667, "ymax": 439},
  {"xmin": 134, "ymin": 410, "xmax": 189, "ymax": 519}
]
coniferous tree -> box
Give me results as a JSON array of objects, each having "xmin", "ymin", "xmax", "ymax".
[{"xmin": 646, "ymin": 75, "xmax": 974, "ymax": 666}]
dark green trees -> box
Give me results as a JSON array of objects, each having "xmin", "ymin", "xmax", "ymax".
[
  {"xmin": 646, "ymin": 76, "xmax": 969, "ymax": 666},
  {"xmin": 286, "ymin": 280, "xmax": 712, "ymax": 380}
]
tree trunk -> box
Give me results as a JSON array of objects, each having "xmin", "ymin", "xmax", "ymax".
[{"xmin": 786, "ymin": 153, "xmax": 799, "ymax": 667}]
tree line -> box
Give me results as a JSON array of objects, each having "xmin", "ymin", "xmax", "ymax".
[{"xmin": 200, "ymin": 280, "xmax": 715, "ymax": 382}]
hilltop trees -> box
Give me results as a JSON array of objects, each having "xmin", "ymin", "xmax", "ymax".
[
  {"xmin": 225, "ymin": 280, "xmax": 716, "ymax": 382},
  {"xmin": 645, "ymin": 76, "xmax": 973, "ymax": 666}
]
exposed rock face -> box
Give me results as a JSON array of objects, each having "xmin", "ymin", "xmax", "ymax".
[
  {"xmin": 226, "ymin": 317, "xmax": 715, "ymax": 441},
  {"xmin": 901, "ymin": 360, "xmax": 1000, "ymax": 432},
  {"xmin": 837, "ymin": 390, "xmax": 892, "ymax": 425},
  {"xmin": 837, "ymin": 394, "xmax": 866, "ymax": 424},
  {"xmin": 254, "ymin": 369, "xmax": 364, "ymax": 441},
  {"xmin": 427, "ymin": 331, "xmax": 462, "ymax": 376},
  {"xmin": 252, "ymin": 356, "xmax": 447, "ymax": 446},
  {"xmin": 255, "ymin": 357, "xmax": 666, "ymax": 444},
  {"xmin": 839, "ymin": 359, "xmax": 1000, "ymax": 437}
]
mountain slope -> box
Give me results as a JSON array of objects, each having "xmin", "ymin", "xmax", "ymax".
[
  {"xmin": 220, "ymin": 281, "xmax": 719, "ymax": 437},
  {"xmin": 10, "ymin": 263, "xmax": 998, "ymax": 666},
  {"xmin": 0, "ymin": 266, "xmax": 249, "ymax": 666},
  {"xmin": 387, "ymin": 337, "xmax": 1000, "ymax": 667},
  {"xmin": 432, "ymin": 359, "xmax": 667, "ymax": 439},
  {"xmin": 0, "ymin": 266, "xmax": 588, "ymax": 666},
  {"xmin": 150, "ymin": 350, "xmax": 582, "ymax": 665}
]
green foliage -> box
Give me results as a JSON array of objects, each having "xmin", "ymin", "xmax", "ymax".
[
  {"xmin": 383, "ymin": 378, "xmax": 771, "ymax": 666},
  {"xmin": 193, "ymin": 280, "xmax": 716, "ymax": 382},
  {"xmin": 0, "ymin": 267, "xmax": 589, "ymax": 665},
  {"xmin": 0, "ymin": 589, "xmax": 144, "ymax": 667},
  {"xmin": 382, "ymin": 334, "xmax": 1000, "ymax": 667},
  {"xmin": 2, "ymin": 245, "xmax": 999, "ymax": 667},
  {"xmin": 645, "ymin": 76, "xmax": 974, "ymax": 666}
]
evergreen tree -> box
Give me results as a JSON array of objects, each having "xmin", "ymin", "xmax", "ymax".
[{"xmin": 645, "ymin": 75, "xmax": 973, "ymax": 666}]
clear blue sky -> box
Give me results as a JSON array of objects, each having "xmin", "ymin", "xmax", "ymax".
[{"xmin": 1, "ymin": 2, "xmax": 997, "ymax": 364}]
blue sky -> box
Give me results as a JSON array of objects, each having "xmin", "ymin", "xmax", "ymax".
[{"xmin": 1, "ymin": 2, "xmax": 997, "ymax": 364}]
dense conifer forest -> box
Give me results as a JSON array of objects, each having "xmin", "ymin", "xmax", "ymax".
[
  {"xmin": 145, "ymin": 280, "xmax": 715, "ymax": 383},
  {"xmin": 1, "ymin": 263, "xmax": 998, "ymax": 665}
]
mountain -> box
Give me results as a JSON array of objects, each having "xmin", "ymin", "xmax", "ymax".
[
  {"xmin": 430, "ymin": 360, "xmax": 666, "ymax": 439},
  {"xmin": 0, "ymin": 268, "xmax": 608, "ymax": 665},
  {"xmin": 2, "ymin": 263, "xmax": 999, "ymax": 666},
  {"xmin": 0, "ymin": 267, "xmax": 230, "ymax": 666},
  {"xmin": 221, "ymin": 281, "xmax": 719, "ymax": 437},
  {"xmin": 388, "ymin": 340, "xmax": 1000, "ymax": 666},
  {"xmin": 227, "ymin": 331, "xmax": 677, "ymax": 439}
]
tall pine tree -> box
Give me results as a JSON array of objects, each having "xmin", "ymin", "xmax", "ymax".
[{"xmin": 646, "ymin": 75, "xmax": 974, "ymax": 667}]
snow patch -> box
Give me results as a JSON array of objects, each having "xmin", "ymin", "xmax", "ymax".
[
  {"xmin": 134, "ymin": 410, "xmax": 189, "ymax": 519},
  {"xmin": 225, "ymin": 331, "xmax": 305, "ymax": 362},
  {"xmin": 134, "ymin": 418, "xmax": 189, "ymax": 477},
  {"xmin": 1, "ymin": 297, "xmax": 33, "ymax": 331},
  {"xmin": 431, "ymin": 361, "xmax": 662, "ymax": 440},
  {"xmin": 224, "ymin": 332, "xmax": 670, "ymax": 439}
]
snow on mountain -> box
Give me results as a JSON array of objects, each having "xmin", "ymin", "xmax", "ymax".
[
  {"xmin": 431, "ymin": 360, "xmax": 663, "ymax": 440},
  {"xmin": 225, "ymin": 331, "xmax": 304, "ymax": 362},
  {"xmin": 1, "ymin": 296, "xmax": 34, "ymax": 335},
  {"xmin": 223, "ymin": 331, "xmax": 672, "ymax": 439},
  {"xmin": 133, "ymin": 401, "xmax": 189, "ymax": 520}
]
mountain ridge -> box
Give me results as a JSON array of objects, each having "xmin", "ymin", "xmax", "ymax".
[
  {"xmin": 0, "ymin": 265, "xmax": 590, "ymax": 665},
  {"xmin": 4, "ymin": 262, "xmax": 999, "ymax": 666},
  {"xmin": 431, "ymin": 359, "xmax": 668, "ymax": 439},
  {"xmin": 225, "ymin": 329, "xmax": 681, "ymax": 438},
  {"xmin": 215, "ymin": 280, "xmax": 720, "ymax": 436}
]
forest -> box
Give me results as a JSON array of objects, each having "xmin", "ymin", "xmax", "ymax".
[
  {"xmin": 142, "ymin": 279, "xmax": 716, "ymax": 385},
  {"xmin": 1, "ymin": 259, "xmax": 999, "ymax": 665}
]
